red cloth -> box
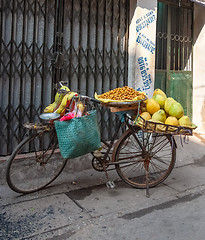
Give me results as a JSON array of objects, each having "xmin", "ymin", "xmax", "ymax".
[{"xmin": 60, "ymin": 112, "xmax": 75, "ymax": 121}]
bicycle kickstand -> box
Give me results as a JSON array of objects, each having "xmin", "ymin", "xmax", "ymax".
[
  {"xmin": 103, "ymin": 166, "xmax": 115, "ymax": 189},
  {"xmin": 145, "ymin": 169, "xmax": 150, "ymax": 198}
]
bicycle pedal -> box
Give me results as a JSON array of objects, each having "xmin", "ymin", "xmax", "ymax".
[{"xmin": 106, "ymin": 181, "xmax": 115, "ymax": 189}]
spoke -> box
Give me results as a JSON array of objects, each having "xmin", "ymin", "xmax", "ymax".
[
  {"xmin": 117, "ymin": 152, "xmax": 143, "ymax": 160},
  {"xmin": 152, "ymin": 154, "xmax": 172, "ymax": 165},
  {"xmin": 149, "ymin": 160, "xmax": 167, "ymax": 172},
  {"xmin": 115, "ymin": 130, "xmax": 175, "ymax": 188},
  {"xmin": 117, "ymin": 161, "xmax": 141, "ymax": 169},
  {"xmin": 120, "ymin": 161, "xmax": 145, "ymax": 177},
  {"xmin": 151, "ymin": 140, "xmax": 171, "ymax": 156},
  {"xmin": 7, "ymin": 132, "xmax": 67, "ymax": 193}
]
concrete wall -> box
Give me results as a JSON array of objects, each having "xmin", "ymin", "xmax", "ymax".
[
  {"xmin": 193, "ymin": 3, "xmax": 205, "ymax": 133},
  {"xmin": 128, "ymin": 0, "xmax": 158, "ymax": 98}
]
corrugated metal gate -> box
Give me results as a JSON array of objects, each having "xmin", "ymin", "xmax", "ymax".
[{"xmin": 0, "ymin": 0, "xmax": 129, "ymax": 156}]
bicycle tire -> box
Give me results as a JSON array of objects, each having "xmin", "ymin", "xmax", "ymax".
[
  {"xmin": 113, "ymin": 127, "xmax": 176, "ymax": 188},
  {"xmin": 6, "ymin": 130, "xmax": 67, "ymax": 194}
]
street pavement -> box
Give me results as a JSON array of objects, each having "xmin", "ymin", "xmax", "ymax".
[{"xmin": 1, "ymin": 133, "xmax": 205, "ymax": 240}]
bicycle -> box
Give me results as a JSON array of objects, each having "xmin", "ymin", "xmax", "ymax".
[{"xmin": 6, "ymin": 84, "xmax": 177, "ymax": 197}]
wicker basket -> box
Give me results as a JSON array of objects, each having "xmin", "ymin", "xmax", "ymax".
[
  {"xmin": 136, "ymin": 116, "xmax": 197, "ymax": 136},
  {"xmin": 55, "ymin": 110, "xmax": 101, "ymax": 159}
]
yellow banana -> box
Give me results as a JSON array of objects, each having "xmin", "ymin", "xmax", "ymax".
[
  {"xmin": 44, "ymin": 85, "xmax": 70, "ymax": 113},
  {"xmin": 55, "ymin": 92, "xmax": 77, "ymax": 115},
  {"xmin": 44, "ymin": 102, "xmax": 58, "ymax": 113},
  {"xmin": 54, "ymin": 85, "xmax": 70, "ymax": 105}
]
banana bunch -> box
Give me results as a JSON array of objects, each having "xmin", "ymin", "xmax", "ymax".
[
  {"xmin": 44, "ymin": 85, "xmax": 70, "ymax": 113},
  {"xmin": 55, "ymin": 91, "xmax": 77, "ymax": 115}
]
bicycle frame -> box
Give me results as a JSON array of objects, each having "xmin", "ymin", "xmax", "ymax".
[
  {"xmin": 6, "ymin": 82, "xmax": 177, "ymax": 195},
  {"xmin": 92, "ymin": 110, "xmax": 143, "ymax": 167}
]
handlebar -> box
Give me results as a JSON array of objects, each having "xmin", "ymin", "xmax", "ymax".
[
  {"xmin": 57, "ymin": 88, "xmax": 101, "ymax": 104},
  {"xmin": 79, "ymin": 95, "xmax": 101, "ymax": 104}
]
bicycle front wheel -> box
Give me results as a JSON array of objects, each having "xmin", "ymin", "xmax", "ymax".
[
  {"xmin": 113, "ymin": 127, "xmax": 176, "ymax": 188},
  {"xmin": 6, "ymin": 130, "xmax": 67, "ymax": 194}
]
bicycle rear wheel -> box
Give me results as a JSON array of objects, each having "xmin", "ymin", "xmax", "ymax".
[
  {"xmin": 113, "ymin": 127, "xmax": 176, "ymax": 188},
  {"xmin": 6, "ymin": 130, "xmax": 67, "ymax": 194}
]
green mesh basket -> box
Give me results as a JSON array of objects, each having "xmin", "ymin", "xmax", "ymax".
[{"xmin": 55, "ymin": 110, "xmax": 101, "ymax": 159}]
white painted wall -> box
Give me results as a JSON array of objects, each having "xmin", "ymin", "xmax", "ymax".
[
  {"xmin": 128, "ymin": 0, "xmax": 138, "ymax": 89},
  {"xmin": 128, "ymin": 0, "xmax": 158, "ymax": 98},
  {"xmin": 193, "ymin": 3, "xmax": 205, "ymax": 133}
]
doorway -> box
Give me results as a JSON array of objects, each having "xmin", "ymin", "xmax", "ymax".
[{"xmin": 155, "ymin": 0, "xmax": 193, "ymax": 118}]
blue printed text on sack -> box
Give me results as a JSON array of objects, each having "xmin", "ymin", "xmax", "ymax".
[
  {"xmin": 136, "ymin": 10, "xmax": 156, "ymax": 32},
  {"xmin": 136, "ymin": 33, "xmax": 155, "ymax": 54},
  {"xmin": 137, "ymin": 57, "xmax": 152, "ymax": 91}
]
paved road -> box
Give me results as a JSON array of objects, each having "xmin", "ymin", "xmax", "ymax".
[{"xmin": 1, "ymin": 135, "xmax": 205, "ymax": 240}]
